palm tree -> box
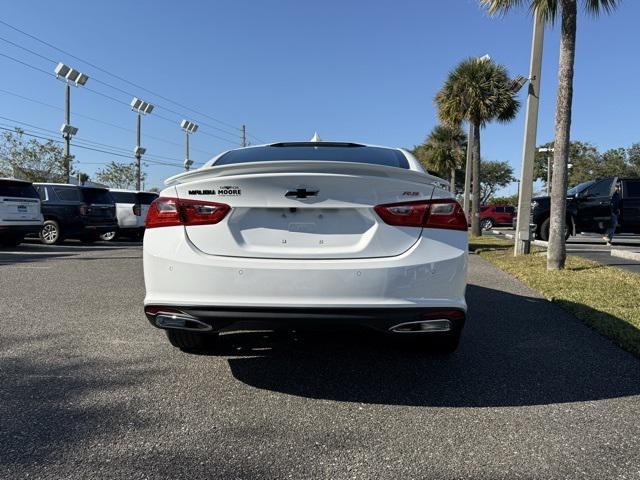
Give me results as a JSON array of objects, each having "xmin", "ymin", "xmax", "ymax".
[
  {"xmin": 418, "ymin": 125, "xmax": 467, "ymax": 193},
  {"xmin": 480, "ymin": 0, "xmax": 622, "ymax": 268},
  {"xmin": 435, "ymin": 57, "xmax": 520, "ymax": 236}
]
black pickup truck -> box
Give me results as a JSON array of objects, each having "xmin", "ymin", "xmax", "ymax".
[{"xmin": 531, "ymin": 177, "xmax": 640, "ymax": 240}]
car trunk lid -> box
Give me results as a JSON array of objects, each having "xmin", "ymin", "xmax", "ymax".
[{"xmin": 170, "ymin": 161, "xmax": 440, "ymax": 259}]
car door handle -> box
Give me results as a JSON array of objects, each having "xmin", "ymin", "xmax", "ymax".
[{"xmin": 599, "ymin": 201, "xmax": 609, "ymax": 205}]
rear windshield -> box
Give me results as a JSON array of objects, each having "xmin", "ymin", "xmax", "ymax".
[
  {"xmin": 81, "ymin": 188, "xmax": 114, "ymax": 204},
  {"xmin": 111, "ymin": 192, "xmax": 137, "ymax": 204},
  {"xmin": 0, "ymin": 181, "xmax": 38, "ymax": 199},
  {"xmin": 214, "ymin": 144, "xmax": 410, "ymax": 169},
  {"xmin": 138, "ymin": 192, "xmax": 158, "ymax": 204},
  {"xmin": 53, "ymin": 186, "xmax": 81, "ymax": 202}
]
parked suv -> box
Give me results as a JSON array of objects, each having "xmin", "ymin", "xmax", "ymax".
[
  {"xmin": 480, "ymin": 204, "xmax": 516, "ymax": 230},
  {"xmin": 0, "ymin": 178, "xmax": 43, "ymax": 246},
  {"xmin": 34, "ymin": 183, "xmax": 117, "ymax": 244},
  {"xmin": 100, "ymin": 189, "xmax": 158, "ymax": 241},
  {"xmin": 531, "ymin": 177, "xmax": 640, "ymax": 240}
]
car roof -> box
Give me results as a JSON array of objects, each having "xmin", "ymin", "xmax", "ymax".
[
  {"xmin": 0, "ymin": 177, "xmax": 32, "ymax": 184},
  {"xmin": 34, "ymin": 183, "xmax": 107, "ymax": 190}
]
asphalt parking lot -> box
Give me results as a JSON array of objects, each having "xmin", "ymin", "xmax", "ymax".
[{"xmin": 1, "ymin": 241, "xmax": 639, "ymax": 479}]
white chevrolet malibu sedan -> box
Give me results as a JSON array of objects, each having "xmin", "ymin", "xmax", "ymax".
[{"xmin": 143, "ymin": 140, "xmax": 468, "ymax": 353}]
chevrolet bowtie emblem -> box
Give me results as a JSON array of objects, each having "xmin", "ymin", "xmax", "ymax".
[{"xmin": 285, "ymin": 188, "xmax": 319, "ymax": 199}]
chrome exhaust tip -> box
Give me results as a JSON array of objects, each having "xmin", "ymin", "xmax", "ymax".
[
  {"xmin": 389, "ymin": 319, "xmax": 452, "ymax": 333},
  {"xmin": 155, "ymin": 313, "xmax": 213, "ymax": 332}
]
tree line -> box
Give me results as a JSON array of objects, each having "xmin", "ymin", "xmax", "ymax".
[{"xmin": 0, "ymin": 128, "xmax": 147, "ymax": 189}]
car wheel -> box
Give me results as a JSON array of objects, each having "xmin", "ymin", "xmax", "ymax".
[
  {"xmin": 166, "ymin": 330, "xmax": 219, "ymax": 352},
  {"xmin": 100, "ymin": 231, "xmax": 117, "ymax": 241},
  {"xmin": 481, "ymin": 218, "xmax": 494, "ymax": 231},
  {"xmin": 40, "ymin": 220, "xmax": 61, "ymax": 245},
  {"xmin": 539, "ymin": 218, "xmax": 550, "ymax": 241},
  {"xmin": 539, "ymin": 218, "xmax": 570, "ymax": 241}
]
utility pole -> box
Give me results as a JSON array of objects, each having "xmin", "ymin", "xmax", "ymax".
[
  {"xmin": 241, "ymin": 124, "xmax": 247, "ymax": 147},
  {"xmin": 539, "ymin": 147, "xmax": 555, "ymax": 195},
  {"xmin": 130, "ymin": 97, "xmax": 154, "ymax": 191},
  {"xmin": 515, "ymin": 11, "xmax": 544, "ymax": 256},
  {"xmin": 181, "ymin": 120, "xmax": 199, "ymax": 171}
]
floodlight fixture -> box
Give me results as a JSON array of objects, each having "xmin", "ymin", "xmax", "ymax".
[
  {"xmin": 134, "ymin": 146, "xmax": 147, "ymax": 156},
  {"xmin": 60, "ymin": 124, "xmax": 78, "ymax": 136},
  {"xmin": 478, "ymin": 54, "xmax": 491, "ymax": 62},
  {"xmin": 131, "ymin": 97, "xmax": 154, "ymax": 114},
  {"xmin": 55, "ymin": 63, "xmax": 70, "ymax": 78},
  {"xmin": 181, "ymin": 119, "xmax": 199, "ymax": 133},
  {"xmin": 54, "ymin": 62, "xmax": 90, "ymax": 86},
  {"xmin": 184, "ymin": 158, "xmax": 194, "ymax": 169},
  {"xmin": 511, "ymin": 75, "xmax": 529, "ymax": 93},
  {"xmin": 538, "ymin": 147, "xmax": 554, "ymax": 153}
]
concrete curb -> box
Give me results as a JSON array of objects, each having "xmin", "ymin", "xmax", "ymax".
[
  {"xmin": 532, "ymin": 240, "xmax": 548, "ymax": 249},
  {"xmin": 611, "ymin": 249, "xmax": 640, "ymax": 262}
]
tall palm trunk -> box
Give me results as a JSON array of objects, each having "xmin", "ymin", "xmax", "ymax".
[
  {"xmin": 547, "ymin": 0, "xmax": 576, "ymax": 270},
  {"xmin": 471, "ymin": 120, "xmax": 482, "ymax": 236},
  {"xmin": 450, "ymin": 167, "xmax": 456, "ymax": 194},
  {"xmin": 463, "ymin": 123, "xmax": 473, "ymax": 222}
]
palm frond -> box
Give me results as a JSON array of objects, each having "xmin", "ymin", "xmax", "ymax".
[
  {"xmin": 582, "ymin": 0, "xmax": 622, "ymax": 16},
  {"xmin": 480, "ymin": 0, "xmax": 620, "ymax": 24},
  {"xmin": 435, "ymin": 57, "xmax": 521, "ymax": 128}
]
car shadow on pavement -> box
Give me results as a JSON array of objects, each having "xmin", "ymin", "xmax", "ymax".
[{"xmin": 223, "ymin": 284, "xmax": 640, "ymax": 408}]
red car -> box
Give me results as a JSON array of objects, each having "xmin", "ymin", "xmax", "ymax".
[{"xmin": 480, "ymin": 205, "xmax": 516, "ymax": 230}]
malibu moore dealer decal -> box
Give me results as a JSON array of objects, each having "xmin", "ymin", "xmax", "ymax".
[{"xmin": 188, "ymin": 185, "xmax": 242, "ymax": 196}]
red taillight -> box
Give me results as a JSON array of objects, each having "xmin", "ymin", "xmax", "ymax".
[
  {"xmin": 145, "ymin": 197, "xmax": 230, "ymax": 229},
  {"xmin": 133, "ymin": 204, "xmax": 142, "ymax": 216},
  {"xmin": 374, "ymin": 198, "xmax": 467, "ymax": 231}
]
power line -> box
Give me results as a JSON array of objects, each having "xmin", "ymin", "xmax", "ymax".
[
  {"xmin": 0, "ymin": 120, "xmax": 202, "ymax": 169},
  {"xmin": 0, "ymin": 49, "xmax": 241, "ymax": 146},
  {"xmin": 0, "ymin": 114, "xmax": 199, "ymax": 165},
  {"xmin": 0, "ymin": 87, "xmax": 213, "ymax": 155},
  {"xmin": 0, "ymin": 125, "xmax": 188, "ymax": 168},
  {"xmin": 0, "ymin": 19, "xmax": 253, "ymax": 136}
]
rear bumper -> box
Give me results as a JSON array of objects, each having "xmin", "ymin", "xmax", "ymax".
[
  {"xmin": 143, "ymin": 226, "xmax": 467, "ymax": 314},
  {"xmin": 144, "ymin": 305, "xmax": 466, "ymax": 334},
  {"xmin": 0, "ymin": 224, "xmax": 43, "ymax": 236},
  {"xmin": 72, "ymin": 222, "xmax": 119, "ymax": 236}
]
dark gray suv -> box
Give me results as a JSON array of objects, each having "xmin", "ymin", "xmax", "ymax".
[{"xmin": 34, "ymin": 183, "xmax": 118, "ymax": 244}]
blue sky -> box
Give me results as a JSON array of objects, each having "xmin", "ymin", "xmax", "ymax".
[{"xmin": 1, "ymin": 0, "xmax": 638, "ymax": 192}]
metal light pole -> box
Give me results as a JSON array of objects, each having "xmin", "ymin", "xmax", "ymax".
[
  {"xmin": 131, "ymin": 97, "xmax": 154, "ymax": 190},
  {"xmin": 180, "ymin": 120, "xmax": 199, "ymax": 171},
  {"xmin": 241, "ymin": 124, "xmax": 247, "ymax": 147},
  {"xmin": 515, "ymin": 11, "xmax": 545, "ymax": 256},
  {"xmin": 54, "ymin": 63, "xmax": 88, "ymax": 183}
]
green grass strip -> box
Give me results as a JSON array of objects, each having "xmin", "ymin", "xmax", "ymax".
[{"xmin": 470, "ymin": 235, "xmax": 640, "ymax": 357}]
